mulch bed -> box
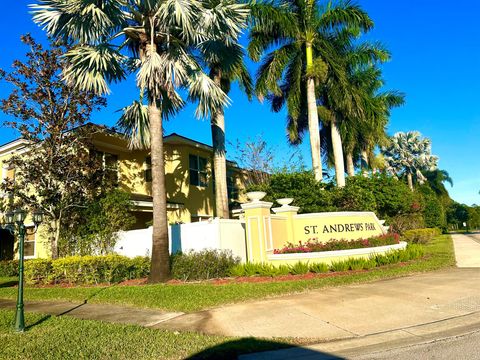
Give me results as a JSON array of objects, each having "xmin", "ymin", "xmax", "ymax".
[{"xmin": 12, "ymin": 261, "xmax": 414, "ymax": 289}]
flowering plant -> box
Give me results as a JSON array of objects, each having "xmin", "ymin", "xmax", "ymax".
[{"xmin": 274, "ymin": 233, "xmax": 400, "ymax": 254}]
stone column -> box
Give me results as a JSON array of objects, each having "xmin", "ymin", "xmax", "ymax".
[
  {"xmin": 272, "ymin": 202, "xmax": 300, "ymax": 249},
  {"xmin": 241, "ymin": 196, "xmax": 273, "ymax": 263}
]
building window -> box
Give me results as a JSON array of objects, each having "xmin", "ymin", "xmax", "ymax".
[
  {"xmin": 227, "ymin": 170, "xmax": 239, "ymax": 200},
  {"xmin": 189, "ymin": 154, "xmax": 208, "ymax": 187},
  {"xmin": 145, "ymin": 156, "xmax": 152, "ymax": 182},
  {"xmin": 91, "ymin": 150, "xmax": 119, "ymax": 185},
  {"xmin": 24, "ymin": 226, "xmax": 35, "ymax": 258}
]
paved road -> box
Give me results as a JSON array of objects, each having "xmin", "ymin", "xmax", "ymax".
[{"xmin": 354, "ymin": 330, "xmax": 480, "ymax": 360}]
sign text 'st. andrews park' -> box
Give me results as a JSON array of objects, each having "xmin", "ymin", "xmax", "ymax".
[{"xmin": 293, "ymin": 212, "xmax": 385, "ymax": 242}]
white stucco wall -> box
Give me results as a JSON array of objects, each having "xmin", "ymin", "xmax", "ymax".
[{"xmin": 114, "ymin": 219, "xmax": 247, "ymax": 262}]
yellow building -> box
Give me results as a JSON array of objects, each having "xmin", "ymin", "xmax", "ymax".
[{"xmin": 0, "ymin": 124, "xmax": 247, "ymax": 260}]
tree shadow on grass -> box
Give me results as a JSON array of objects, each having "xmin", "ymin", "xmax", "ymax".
[
  {"xmin": 57, "ymin": 286, "xmax": 111, "ymax": 317},
  {"xmin": 25, "ymin": 314, "xmax": 51, "ymax": 331},
  {"xmin": 187, "ymin": 338, "xmax": 345, "ymax": 360},
  {"xmin": 0, "ymin": 280, "xmax": 18, "ymax": 288}
]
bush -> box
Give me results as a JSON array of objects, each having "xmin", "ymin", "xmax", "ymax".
[
  {"xmin": 0, "ymin": 260, "xmax": 18, "ymax": 277},
  {"xmin": 24, "ymin": 255, "xmax": 150, "ymax": 285},
  {"xmin": 331, "ymin": 184, "xmax": 377, "ymax": 212},
  {"xmin": 274, "ymin": 233, "xmax": 400, "ymax": 254},
  {"xmin": 288, "ymin": 261, "xmax": 310, "ymax": 275},
  {"xmin": 389, "ymin": 213, "xmax": 425, "ymax": 234},
  {"xmin": 329, "ymin": 260, "xmax": 350, "ymax": 272},
  {"xmin": 347, "ymin": 175, "xmax": 418, "ymax": 220},
  {"xmin": 228, "ymin": 244, "xmax": 424, "ymax": 278},
  {"xmin": 402, "ymin": 228, "xmax": 442, "ymax": 244},
  {"xmin": 171, "ymin": 250, "xmax": 240, "ymax": 281},
  {"xmin": 248, "ymin": 171, "xmax": 335, "ymax": 213},
  {"xmin": 309, "ymin": 262, "xmax": 329, "ymax": 273}
]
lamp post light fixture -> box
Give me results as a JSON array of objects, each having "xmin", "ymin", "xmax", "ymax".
[{"xmin": 1, "ymin": 208, "xmax": 44, "ymax": 332}]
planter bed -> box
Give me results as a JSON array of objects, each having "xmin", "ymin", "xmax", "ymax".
[{"xmin": 267, "ymin": 241, "xmax": 407, "ymax": 266}]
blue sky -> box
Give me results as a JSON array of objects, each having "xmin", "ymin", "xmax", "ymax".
[{"xmin": 1, "ymin": 1, "xmax": 479, "ymax": 205}]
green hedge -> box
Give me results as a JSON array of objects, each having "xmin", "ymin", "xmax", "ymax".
[
  {"xmin": 402, "ymin": 228, "xmax": 442, "ymax": 244},
  {"xmin": 171, "ymin": 250, "xmax": 240, "ymax": 281},
  {"xmin": 229, "ymin": 245, "xmax": 424, "ymax": 277},
  {"xmin": 24, "ymin": 255, "xmax": 150, "ymax": 285},
  {"xmin": 0, "ymin": 260, "xmax": 18, "ymax": 277}
]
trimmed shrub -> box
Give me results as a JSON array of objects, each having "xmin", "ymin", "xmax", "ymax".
[
  {"xmin": 171, "ymin": 250, "xmax": 240, "ymax": 281},
  {"xmin": 227, "ymin": 245, "xmax": 424, "ymax": 279},
  {"xmin": 402, "ymin": 228, "xmax": 441, "ymax": 244},
  {"xmin": 288, "ymin": 261, "xmax": 310, "ymax": 275},
  {"xmin": 0, "ymin": 260, "xmax": 18, "ymax": 277},
  {"xmin": 309, "ymin": 262, "xmax": 329, "ymax": 273},
  {"xmin": 329, "ymin": 260, "xmax": 350, "ymax": 272},
  {"xmin": 24, "ymin": 255, "xmax": 150, "ymax": 285}
]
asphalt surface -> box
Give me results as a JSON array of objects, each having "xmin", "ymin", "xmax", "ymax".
[{"xmin": 353, "ymin": 330, "xmax": 480, "ymax": 360}]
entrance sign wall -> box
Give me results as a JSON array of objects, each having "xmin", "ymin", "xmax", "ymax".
[{"xmin": 241, "ymin": 198, "xmax": 405, "ymax": 265}]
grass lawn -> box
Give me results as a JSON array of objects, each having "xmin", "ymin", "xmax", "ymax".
[
  {"xmin": 0, "ymin": 309, "xmax": 298, "ymax": 360},
  {"xmin": 0, "ymin": 235, "xmax": 454, "ymax": 313}
]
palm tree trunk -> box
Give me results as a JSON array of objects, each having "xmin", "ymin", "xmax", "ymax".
[
  {"xmin": 331, "ymin": 116, "xmax": 345, "ymax": 187},
  {"xmin": 407, "ymin": 172, "xmax": 414, "ymax": 191},
  {"xmin": 211, "ymin": 68, "xmax": 229, "ymax": 219},
  {"xmin": 361, "ymin": 150, "xmax": 369, "ymax": 177},
  {"xmin": 346, "ymin": 152, "xmax": 355, "ymax": 177},
  {"xmin": 306, "ymin": 42, "xmax": 322, "ymax": 182},
  {"xmin": 148, "ymin": 100, "xmax": 170, "ymax": 283}
]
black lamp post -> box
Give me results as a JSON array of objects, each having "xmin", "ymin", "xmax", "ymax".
[{"xmin": 2, "ymin": 208, "xmax": 43, "ymax": 332}]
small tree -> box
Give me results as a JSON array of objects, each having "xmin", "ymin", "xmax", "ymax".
[
  {"xmin": 59, "ymin": 189, "xmax": 135, "ymax": 256},
  {"xmin": 0, "ymin": 35, "xmax": 107, "ymax": 258}
]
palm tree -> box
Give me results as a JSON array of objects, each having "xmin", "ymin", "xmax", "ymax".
[
  {"xmin": 336, "ymin": 63, "xmax": 404, "ymax": 177},
  {"xmin": 249, "ymin": 0, "xmax": 373, "ymax": 182},
  {"xmin": 382, "ymin": 131, "xmax": 439, "ymax": 191},
  {"xmin": 424, "ymin": 169, "xmax": 453, "ymax": 197},
  {"xmin": 199, "ymin": 0, "xmax": 251, "ymax": 219},
  {"xmin": 317, "ymin": 39, "xmax": 391, "ymax": 187},
  {"xmin": 32, "ymin": 0, "xmax": 229, "ymax": 282}
]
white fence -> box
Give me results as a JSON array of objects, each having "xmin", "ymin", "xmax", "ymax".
[{"xmin": 114, "ymin": 219, "xmax": 247, "ymax": 262}]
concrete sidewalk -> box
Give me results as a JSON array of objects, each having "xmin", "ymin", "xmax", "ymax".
[
  {"xmin": 0, "ymin": 299, "xmax": 184, "ymax": 328},
  {"xmin": 453, "ymin": 232, "xmax": 480, "ymax": 267},
  {"xmin": 156, "ymin": 268, "xmax": 480, "ymax": 340}
]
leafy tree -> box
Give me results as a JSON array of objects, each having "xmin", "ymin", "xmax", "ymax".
[
  {"xmin": 447, "ymin": 202, "xmax": 469, "ymax": 229},
  {"xmin": 417, "ymin": 185, "xmax": 446, "ymax": 230},
  {"xmin": 382, "ymin": 131, "xmax": 438, "ymax": 190},
  {"xmin": 199, "ymin": 0, "xmax": 251, "ymax": 219},
  {"xmin": 0, "ymin": 35, "xmax": 107, "ymax": 259},
  {"xmin": 59, "ymin": 189, "xmax": 135, "ymax": 256},
  {"xmin": 32, "ymin": 0, "xmax": 230, "ymax": 282},
  {"xmin": 249, "ymin": 0, "xmax": 372, "ymax": 182}
]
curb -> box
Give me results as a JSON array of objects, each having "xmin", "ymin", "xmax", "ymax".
[{"xmin": 240, "ymin": 311, "xmax": 480, "ymax": 359}]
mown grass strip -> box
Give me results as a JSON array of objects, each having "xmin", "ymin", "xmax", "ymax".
[
  {"xmin": 0, "ymin": 235, "xmax": 454, "ymax": 313},
  {"xmin": 0, "ymin": 309, "xmax": 299, "ymax": 360}
]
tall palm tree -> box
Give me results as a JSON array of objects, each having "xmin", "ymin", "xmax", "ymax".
[
  {"xmin": 249, "ymin": 0, "xmax": 373, "ymax": 182},
  {"xmin": 32, "ymin": 0, "xmax": 229, "ymax": 282},
  {"xmin": 382, "ymin": 131, "xmax": 438, "ymax": 191},
  {"xmin": 318, "ymin": 39, "xmax": 391, "ymax": 187},
  {"xmin": 199, "ymin": 0, "xmax": 251, "ymax": 219},
  {"xmin": 337, "ymin": 63, "xmax": 404, "ymax": 177}
]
